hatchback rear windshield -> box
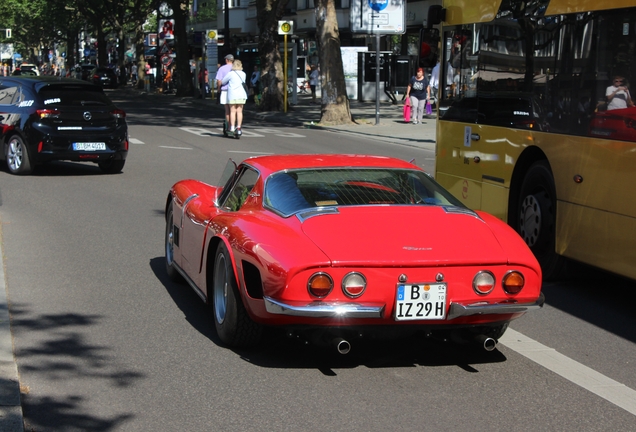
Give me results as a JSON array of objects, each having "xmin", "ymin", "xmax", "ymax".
[{"xmin": 38, "ymin": 86, "xmax": 111, "ymax": 107}]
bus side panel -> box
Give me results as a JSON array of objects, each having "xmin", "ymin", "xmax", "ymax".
[
  {"xmin": 557, "ymin": 202, "xmax": 636, "ymax": 280},
  {"xmin": 436, "ymin": 121, "xmax": 531, "ymax": 220}
]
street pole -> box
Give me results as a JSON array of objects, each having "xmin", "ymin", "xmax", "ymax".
[
  {"xmin": 375, "ymin": 33, "xmax": 380, "ymax": 125},
  {"xmin": 284, "ymin": 34, "xmax": 288, "ymax": 113}
]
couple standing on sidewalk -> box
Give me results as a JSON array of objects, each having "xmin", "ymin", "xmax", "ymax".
[{"xmin": 216, "ymin": 54, "xmax": 248, "ymax": 137}]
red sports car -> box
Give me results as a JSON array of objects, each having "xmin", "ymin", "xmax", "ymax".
[{"xmin": 165, "ymin": 155, "xmax": 543, "ymax": 353}]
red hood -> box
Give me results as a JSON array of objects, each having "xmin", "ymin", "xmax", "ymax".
[{"xmin": 300, "ymin": 206, "xmax": 508, "ymax": 267}]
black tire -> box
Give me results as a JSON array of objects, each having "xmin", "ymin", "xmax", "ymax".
[
  {"xmin": 513, "ymin": 160, "xmax": 564, "ymax": 280},
  {"xmin": 165, "ymin": 202, "xmax": 182, "ymax": 282},
  {"xmin": 98, "ymin": 159, "xmax": 125, "ymax": 174},
  {"xmin": 212, "ymin": 242, "xmax": 262, "ymax": 347},
  {"xmin": 222, "ymin": 120, "xmax": 229, "ymax": 137},
  {"xmin": 6, "ymin": 135, "xmax": 33, "ymax": 175}
]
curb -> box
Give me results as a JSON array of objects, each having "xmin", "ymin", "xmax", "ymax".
[{"xmin": 0, "ymin": 215, "xmax": 24, "ymax": 432}]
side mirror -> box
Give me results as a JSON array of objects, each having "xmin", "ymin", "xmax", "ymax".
[{"xmin": 428, "ymin": 5, "xmax": 446, "ymax": 28}]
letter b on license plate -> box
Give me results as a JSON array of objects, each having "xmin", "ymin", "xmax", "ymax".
[{"xmin": 395, "ymin": 283, "xmax": 446, "ymax": 320}]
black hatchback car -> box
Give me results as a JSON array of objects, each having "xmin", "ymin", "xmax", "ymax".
[
  {"xmin": 0, "ymin": 76, "xmax": 128, "ymax": 174},
  {"xmin": 89, "ymin": 67, "xmax": 119, "ymax": 89}
]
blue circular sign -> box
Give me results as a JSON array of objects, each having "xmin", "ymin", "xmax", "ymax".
[{"xmin": 368, "ymin": 0, "xmax": 389, "ymax": 12}]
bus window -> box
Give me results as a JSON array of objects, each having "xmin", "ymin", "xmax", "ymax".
[{"xmin": 439, "ymin": 28, "xmax": 479, "ymax": 122}]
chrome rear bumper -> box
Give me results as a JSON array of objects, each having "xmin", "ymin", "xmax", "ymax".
[
  {"xmin": 264, "ymin": 293, "xmax": 544, "ymax": 320},
  {"xmin": 264, "ymin": 297, "xmax": 385, "ymax": 318},
  {"xmin": 447, "ymin": 293, "xmax": 545, "ymax": 320}
]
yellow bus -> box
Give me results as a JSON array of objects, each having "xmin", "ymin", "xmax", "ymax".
[{"xmin": 429, "ymin": 0, "xmax": 636, "ymax": 280}]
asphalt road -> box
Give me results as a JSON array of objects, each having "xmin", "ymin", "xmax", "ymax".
[{"xmin": 1, "ymin": 89, "xmax": 635, "ymax": 431}]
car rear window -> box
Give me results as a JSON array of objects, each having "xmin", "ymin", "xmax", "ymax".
[
  {"xmin": 38, "ymin": 86, "xmax": 111, "ymax": 107},
  {"xmin": 264, "ymin": 168, "xmax": 465, "ymax": 216}
]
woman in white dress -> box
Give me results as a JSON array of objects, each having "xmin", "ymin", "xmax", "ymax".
[{"xmin": 221, "ymin": 60, "xmax": 248, "ymax": 136}]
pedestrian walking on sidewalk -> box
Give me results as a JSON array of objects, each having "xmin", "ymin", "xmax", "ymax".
[
  {"xmin": 221, "ymin": 60, "xmax": 248, "ymax": 137},
  {"xmin": 309, "ymin": 65, "xmax": 319, "ymax": 104},
  {"xmin": 405, "ymin": 67, "xmax": 431, "ymax": 124}
]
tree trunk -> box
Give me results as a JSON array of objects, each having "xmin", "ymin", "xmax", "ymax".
[
  {"xmin": 315, "ymin": 0, "xmax": 353, "ymax": 125},
  {"xmin": 256, "ymin": 0, "xmax": 288, "ymax": 111},
  {"xmin": 173, "ymin": 2, "xmax": 194, "ymax": 97}
]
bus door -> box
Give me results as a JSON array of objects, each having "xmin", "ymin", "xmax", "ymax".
[{"xmin": 436, "ymin": 27, "xmax": 493, "ymax": 214}]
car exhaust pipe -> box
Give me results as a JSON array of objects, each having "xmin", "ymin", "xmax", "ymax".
[
  {"xmin": 475, "ymin": 335, "xmax": 497, "ymax": 352},
  {"xmin": 334, "ymin": 338, "xmax": 351, "ymax": 355}
]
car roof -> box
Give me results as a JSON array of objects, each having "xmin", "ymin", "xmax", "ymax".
[
  {"xmin": 242, "ymin": 154, "xmax": 420, "ymax": 178},
  {"xmin": 0, "ymin": 76, "xmax": 103, "ymax": 92}
]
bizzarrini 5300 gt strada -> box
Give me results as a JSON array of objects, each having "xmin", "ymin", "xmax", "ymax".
[
  {"xmin": 165, "ymin": 155, "xmax": 544, "ymax": 354},
  {"xmin": 0, "ymin": 76, "xmax": 128, "ymax": 175}
]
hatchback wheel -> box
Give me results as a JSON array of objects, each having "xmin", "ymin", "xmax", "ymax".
[{"xmin": 6, "ymin": 135, "xmax": 33, "ymax": 175}]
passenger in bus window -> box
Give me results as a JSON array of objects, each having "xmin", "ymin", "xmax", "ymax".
[{"xmin": 606, "ymin": 75, "xmax": 634, "ymax": 110}]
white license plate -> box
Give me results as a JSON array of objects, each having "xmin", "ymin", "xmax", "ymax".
[
  {"xmin": 395, "ymin": 283, "xmax": 447, "ymax": 320},
  {"xmin": 73, "ymin": 142, "xmax": 106, "ymax": 151}
]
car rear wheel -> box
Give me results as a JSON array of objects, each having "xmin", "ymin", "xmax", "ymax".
[
  {"xmin": 212, "ymin": 242, "xmax": 261, "ymax": 347},
  {"xmin": 514, "ymin": 160, "xmax": 564, "ymax": 280},
  {"xmin": 98, "ymin": 159, "xmax": 125, "ymax": 174},
  {"xmin": 165, "ymin": 202, "xmax": 182, "ymax": 282},
  {"xmin": 6, "ymin": 135, "xmax": 33, "ymax": 175}
]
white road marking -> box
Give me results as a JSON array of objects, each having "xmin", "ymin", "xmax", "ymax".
[
  {"xmin": 159, "ymin": 146, "xmax": 192, "ymax": 150},
  {"xmin": 500, "ymin": 328, "xmax": 636, "ymax": 416},
  {"xmin": 129, "ymin": 138, "xmax": 144, "ymax": 144},
  {"xmin": 179, "ymin": 126, "xmax": 305, "ymax": 139},
  {"xmin": 227, "ymin": 151, "xmax": 274, "ymax": 155},
  {"xmin": 179, "ymin": 127, "xmax": 218, "ymax": 136}
]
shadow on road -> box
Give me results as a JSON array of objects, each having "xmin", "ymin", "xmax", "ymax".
[
  {"xmin": 542, "ymin": 260, "xmax": 636, "ymax": 344},
  {"xmin": 9, "ymin": 304, "xmax": 142, "ymax": 430}
]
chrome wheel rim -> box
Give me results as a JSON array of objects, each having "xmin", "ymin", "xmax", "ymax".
[
  {"xmin": 8, "ymin": 138, "xmax": 23, "ymax": 171},
  {"xmin": 165, "ymin": 213, "xmax": 174, "ymax": 266},
  {"xmin": 214, "ymin": 253, "xmax": 228, "ymax": 324}
]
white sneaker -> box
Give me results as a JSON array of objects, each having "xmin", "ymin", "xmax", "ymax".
[
  {"xmin": 236, "ymin": 127, "xmax": 242, "ymax": 136},
  {"xmin": 412, "ymin": 120, "xmax": 418, "ymax": 124}
]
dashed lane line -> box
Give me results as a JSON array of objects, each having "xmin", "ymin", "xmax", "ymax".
[{"xmin": 500, "ymin": 328, "xmax": 636, "ymax": 416}]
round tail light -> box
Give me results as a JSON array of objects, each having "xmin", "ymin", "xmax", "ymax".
[
  {"xmin": 342, "ymin": 272, "xmax": 366, "ymax": 298},
  {"xmin": 502, "ymin": 271, "xmax": 525, "ymax": 294},
  {"xmin": 308, "ymin": 273, "xmax": 333, "ymax": 298},
  {"xmin": 473, "ymin": 271, "xmax": 495, "ymax": 295}
]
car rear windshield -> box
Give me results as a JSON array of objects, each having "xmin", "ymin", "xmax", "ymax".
[
  {"xmin": 38, "ymin": 85, "xmax": 111, "ymax": 107},
  {"xmin": 264, "ymin": 168, "xmax": 465, "ymax": 216}
]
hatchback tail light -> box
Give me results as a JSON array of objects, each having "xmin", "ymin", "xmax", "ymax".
[
  {"xmin": 502, "ymin": 271, "xmax": 525, "ymax": 294},
  {"xmin": 342, "ymin": 272, "xmax": 366, "ymax": 298},
  {"xmin": 473, "ymin": 271, "xmax": 495, "ymax": 295},
  {"xmin": 307, "ymin": 273, "xmax": 333, "ymax": 298},
  {"xmin": 36, "ymin": 109, "xmax": 60, "ymax": 119},
  {"xmin": 111, "ymin": 109, "xmax": 126, "ymax": 119}
]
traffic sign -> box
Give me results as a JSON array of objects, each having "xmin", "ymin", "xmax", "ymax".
[{"xmin": 278, "ymin": 21, "xmax": 293, "ymax": 35}]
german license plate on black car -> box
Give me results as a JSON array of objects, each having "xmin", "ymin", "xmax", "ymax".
[
  {"xmin": 395, "ymin": 283, "xmax": 447, "ymax": 320},
  {"xmin": 73, "ymin": 142, "xmax": 106, "ymax": 151}
]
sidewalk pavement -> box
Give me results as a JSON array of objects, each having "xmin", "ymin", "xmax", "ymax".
[{"xmin": 0, "ymin": 87, "xmax": 438, "ymax": 432}]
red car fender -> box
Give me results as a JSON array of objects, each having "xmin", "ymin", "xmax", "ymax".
[{"xmin": 477, "ymin": 211, "xmax": 543, "ymax": 295}]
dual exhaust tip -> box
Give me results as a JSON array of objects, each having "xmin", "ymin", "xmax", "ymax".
[{"xmin": 333, "ymin": 335, "xmax": 497, "ymax": 355}]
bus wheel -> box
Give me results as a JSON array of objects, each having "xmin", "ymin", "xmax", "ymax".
[{"xmin": 516, "ymin": 161, "xmax": 564, "ymax": 280}]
